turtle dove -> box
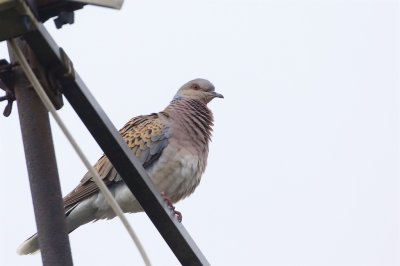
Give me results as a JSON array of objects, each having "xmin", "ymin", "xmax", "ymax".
[{"xmin": 17, "ymin": 78, "xmax": 223, "ymax": 255}]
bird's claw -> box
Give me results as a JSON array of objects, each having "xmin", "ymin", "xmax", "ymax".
[
  {"xmin": 173, "ymin": 209, "xmax": 182, "ymax": 223},
  {"xmin": 161, "ymin": 192, "xmax": 182, "ymax": 222}
]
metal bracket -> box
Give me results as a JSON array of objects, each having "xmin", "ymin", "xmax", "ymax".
[
  {"xmin": 54, "ymin": 11, "xmax": 75, "ymax": 29},
  {"xmin": 0, "ymin": 59, "xmax": 17, "ymax": 116},
  {"xmin": 59, "ymin": 47, "xmax": 75, "ymax": 80},
  {"xmin": 0, "ymin": 0, "xmax": 37, "ymax": 42}
]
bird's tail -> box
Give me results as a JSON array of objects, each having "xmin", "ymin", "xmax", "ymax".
[{"xmin": 17, "ymin": 234, "xmax": 39, "ymax": 255}]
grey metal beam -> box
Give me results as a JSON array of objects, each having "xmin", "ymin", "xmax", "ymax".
[
  {"xmin": 9, "ymin": 39, "xmax": 73, "ymax": 266},
  {"xmin": 22, "ymin": 21, "xmax": 210, "ymax": 266}
]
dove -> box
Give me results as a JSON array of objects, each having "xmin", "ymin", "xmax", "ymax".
[{"xmin": 17, "ymin": 78, "xmax": 223, "ymax": 255}]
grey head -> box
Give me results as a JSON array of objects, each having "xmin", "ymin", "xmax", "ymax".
[{"xmin": 174, "ymin": 78, "xmax": 224, "ymax": 104}]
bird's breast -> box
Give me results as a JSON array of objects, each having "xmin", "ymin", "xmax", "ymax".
[{"xmin": 147, "ymin": 139, "xmax": 206, "ymax": 202}]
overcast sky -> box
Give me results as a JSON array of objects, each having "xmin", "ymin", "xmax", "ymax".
[{"xmin": 0, "ymin": 0, "xmax": 399, "ymax": 265}]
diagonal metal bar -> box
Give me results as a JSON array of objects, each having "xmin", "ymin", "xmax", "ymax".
[{"xmin": 22, "ymin": 22, "xmax": 209, "ymax": 266}]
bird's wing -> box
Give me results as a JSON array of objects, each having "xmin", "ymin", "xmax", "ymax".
[{"xmin": 63, "ymin": 112, "xmax": 171, "ymax": 211}]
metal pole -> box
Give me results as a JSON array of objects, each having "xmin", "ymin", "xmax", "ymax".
[{"xmin": 9, "ymin": 39, "xmax": 73, "ymax": 266}]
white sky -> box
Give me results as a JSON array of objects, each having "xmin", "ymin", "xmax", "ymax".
[{"xmin": 0, "ymin": 0, "xmax": 399, "ymax": 265}]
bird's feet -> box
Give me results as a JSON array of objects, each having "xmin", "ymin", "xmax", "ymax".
[{"xmin": 161, "ymin": 192, "xmax": 182, "ymax": 223}]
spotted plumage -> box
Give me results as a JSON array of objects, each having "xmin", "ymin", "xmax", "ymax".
[{"xmin": 17, "ymin": 78, "xmax": 223, "ymax": 255}]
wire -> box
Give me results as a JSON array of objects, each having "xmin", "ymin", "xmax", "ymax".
[{"xmin": 9, "ymin": 39, "xmax": 152, "ymax": 266}]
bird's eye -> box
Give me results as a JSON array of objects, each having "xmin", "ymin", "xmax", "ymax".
[{"xmin": 191, "ymin": 84, "xmax": 200, "ymax": 90}]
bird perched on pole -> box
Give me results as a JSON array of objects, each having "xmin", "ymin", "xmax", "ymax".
[{"xmin": 17, "ymin": 78, "xmax": 223, "ymax": 255}]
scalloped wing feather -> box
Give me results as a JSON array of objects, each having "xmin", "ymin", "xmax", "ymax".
[{"xmin": 63, "ymin": 112, "xmax": 171, "ymax": 211}]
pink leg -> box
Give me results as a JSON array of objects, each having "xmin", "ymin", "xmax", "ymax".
[{"xmin": 161, "ymin": 192, "xmax": 182, "ymax": 222}]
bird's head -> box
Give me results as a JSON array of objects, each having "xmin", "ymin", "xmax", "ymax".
[{"xmin": 174, "ymin": 78, "xmax": 224, "ymax": 104}]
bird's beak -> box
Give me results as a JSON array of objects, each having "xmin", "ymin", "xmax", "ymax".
[{"xmin": 211, "ymin": 91, "xmax": 224, "ymax": 99}]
